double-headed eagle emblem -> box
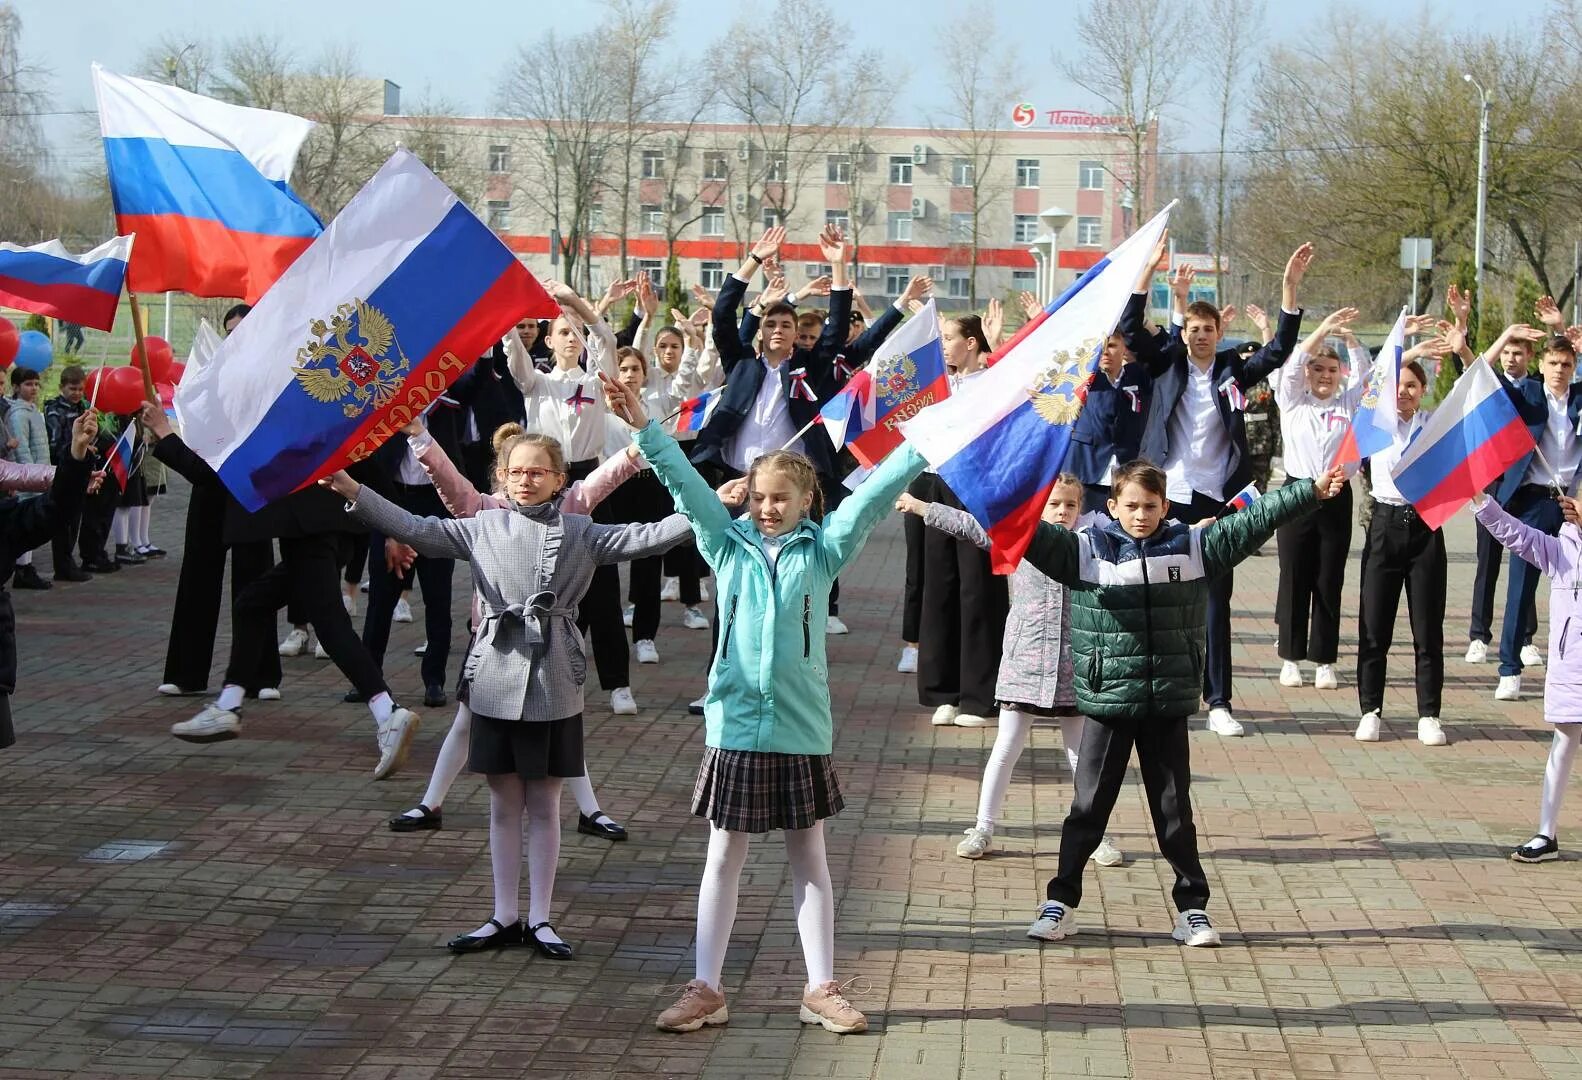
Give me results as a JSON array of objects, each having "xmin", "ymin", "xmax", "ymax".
[
  {"xmin": 872, "ymin": 350, "xmax": 917, "ymax": 401},
  {"xmin": 292, "ymin": 299, "xmax": 412, "ymax": 418},
  {"xmin": 1028, "ymin": 338, "xmax": 1103, "ymax": 425}
]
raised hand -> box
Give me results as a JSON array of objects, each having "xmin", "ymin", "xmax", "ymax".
[
  {"xmin": 1017, "ymin": 291, "xmax": 1041, "ymax": 320},
  {"xmin": 598, "ymin": 370, "xmax": 648, "ymax": 428},
  {"xmin": 671, "ymin": 307, "xmax": 703, "ymax": 349},
  {"xmin": 1283, "ymin": 242, "xmax": 1316, "ymax": 289},
  {"xmin": 319, "ymin": 469, "xmax": 360, "ymax": 499},
  {"xmin": 758, "ymin": 275, "xmax": 789, "ymax": 309},
  {"xmin": 817, "ymin": 222, "xmax": 846, "ymax": 264},
  {"xmin": 1403, "ymin": 335, "xmax": 1452, "ymax": 361},
  {"xmin": 1446, "ymin": 283, "xmax": 1471, "ymax": 326},
  {"xmin": 1404, "ymin": 313, "xmax": 1440, "ymax": 337},
  {"xmin": 1313, "ymin": 465, "xmax": 1348, "ymax": 501},
  {"xmin": 1168, "ymin": 263, "xmax": 1197, "ymax": 301},
  {"xmin": 752, "ymin": 226, "xmax": 786, "ymax": 262},
  {"xmin": 1316, "ymin": 307, "xmax": 1360, "ymax": 337},
  {"xmin": 1436, "ymin": 318, "xmax": 1468, "ymax": 357},
  {"xmin": 137, "ymin": 400, "xmax": 172, "ymax": 440},
  {"xmin": 899, "ymin": 275, "xmax": 933, "ymax": 308},
  {"xmin": 1536, "ymin": 294, "xmax": 1565, "ymax": 330},
  {"xmin": 1219, "ymin": 304, "xmax": 1238, "ymax": 326},
  {"xmin": 894, "ymin": 492, "xmax": 928, "ymax": 515},
  {"xmin": 983, "ymin": 297, "xmax": 1005, "ymax": 349},
  {"xmin": 691, "ymin": 283, "xmax": 715, "ymax": 310},
  {"xmin": 1245, "ymin": 303, "xmax": 1270, "ymax": 336},
  {"xmin": 802, "ymin": 274, "xmax": 833, "ymax": 298},
  {"xmin": 636, "ymin": 272, "xmax": 660, "ymax": 317},
  {"xmin": 70, "ymin": 408, "xmax": 100, "ymax": 460},
  {"xmin": 717, "ymin": 476, "xmax": 749, "ymax": 508}
]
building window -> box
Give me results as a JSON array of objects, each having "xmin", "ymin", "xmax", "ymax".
[
  {"xmin": 703, "ymin": 151, "xmax": 728, "ymax": 180},
  {"xmin": 951, "ymin": 158, "xmax": 974, "ymax": 187},
  {"xmin": 761, "ymin": 207, "xmax": 782, "ymax": 230},
  {"xmin": 640, "ymin": 204, "xmax": 663, "ymax": 233},
  {"xmin": 888, "ymin": 156, "xmax": 913, "ymax": 185},
  {"xmin": 641, "ymin": 149, "xmax": 665, "ymax": 179},
  {"xmin": 946, "ymin": 272, "xmax": 971, "ymax": 299},
  {"xmin": 1077, "ymin": 216, "xmax": 1102, "ymax": 246},
  {"xmin": 1012, "ymin": 214, "xmax": 1039, "ymax": 244},
  {"xmin": 824, "ymin": 209, "xmax": 850, "ymax": 232},
  {"xmin": 701, "ymin": 206, "xmax": 726, "ymax": 236},
  {"xmin": 589, "ymin": 203, "xmax": 605, "ymax": 232},
  {"xmin": 1012, "ymin": 270, "xmax": 1037, "ymax": 293},
  {"xmin": 887, "ymin": 212, "xmax": 912, "ymax": 242},
  {"xmin": 885, "ymin": 268, "xmax": 911, "ymax": 296},
  {"xmin": 1079, "ymin": 160, "xmax": 1104, "ymax": 189},
  {"xmin": 427, "ymin": 145, "xmax": 448, "ymax": 172},
  {"xmin": 765, "ymin": 157, "xmax": 787, "ymax": 182},
  {"xmin": 486, "ymin": 200, "xmax": 511, "ymax": 231},
  {"xmin": 634, "ymin": 259, "xmax": 665, "ymax": 288},
  {"xmin": 1015, "ymin": 158, "xmax": 1040, "ymax": 187},
  {"xmin": 950, "ymin": 212, "xmax": 973, "ymax": 242},
  {"xmin": 700, "ymin": 261, "xmax": 726, "ymax": 289},
  {"xmin": 488, "ymin": 143, "xmax": 510, "ymax": 172},
  {"xmin": 827, "ymin": 154, "xmax": 850, "ymax": 183}
]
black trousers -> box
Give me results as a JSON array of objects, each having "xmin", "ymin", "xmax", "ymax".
[
  {"xmin": 664, "ymin": 542, "xmax": 708, "ymax": 606},
  {"xmin": 362, "ymin": 483, "xmax": 452, "ymax": 690},
  {"xmin": 1183, "ymin": 491, "xmax": 1234, "ymax": 709},
  {"xmin": 1470, "ymin": 517, "xmax": 1535, "ymax": 646},
  {"xmin": 918, "ymin": 479, "xmax": 1008, "ymax": 716},
  {"xmin": 571, "ymin": 458, "xmax": 630, "ymax": 690},
  {"xmin": 900, "ymin": 473, "xmax": 931, "ymax": 643},
  {"xmin": 53, "ymin": 482, "xmax": 115, "ymax": 571},
  {"xmin": 1275, "ymin": 483, "xmax": 1352, "ymax": 664},
  {"xmin": 162, "ymin": 485, "xmax": 281, "ymax": 693},
  {"xmin": 1047, "ymin": 713, "xmax": 1209, "ymax": 913},
  {"xmin": 229, "ymin": 533, "xmax": 388, "ymax": 699},
  {"xmin": 460, "ymin": 440, "xmax": 494, "ymax": 503},
  {"xmin": 608, "ymin": 468, "xmax": 670, "ymax": 642},
  {"xmin": 1356, "ymin": 503, "xmax": 1446, "ymax": 717}
]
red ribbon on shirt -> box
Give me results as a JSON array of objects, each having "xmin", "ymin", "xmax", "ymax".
[
  {"xmin": 788, "ymin": 367, "xmax": 819, "ymax": 402},
  {"xmin": 1121, "ymin": 386, "xmax": 1141, "ymax": 413},
  {"xmin": 834, "ymin": 355, "xmax": 856, "ymax": 381}
]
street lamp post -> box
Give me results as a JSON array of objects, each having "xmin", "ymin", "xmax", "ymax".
[{"xmin": 1464, "ymin": 72, "xmax": 1491, "ymax": 334}]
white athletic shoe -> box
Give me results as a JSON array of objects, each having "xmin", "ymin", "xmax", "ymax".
[
  {"xmin": 278, "ymin": 628, "xmax": 309, "ymax": 657},
  {"xmin": 414, "ymin": 641, "xmax": 427, "ymax": 656},
  {"xmin": 634, "ymin": 639, "xmax": 659, "ymax": 664},
  {"xmin": 956, "ymin": 827, "xmax": 993, "ymax": 859},
  {"xmin": 1417, "ymin": 716, "xmax": 1447, "ymax": 746},
  {"xmin": 699, "ymin": 580, "xmax": 711, "ymax": 602},
  {"xmin": 660, "ymin": 577, "xmax": 681, "ymax": 602},
  {"xmin": 1091, "ymin": 838, "xmax": 1125, "ymax": 867},
  {"xmin": 931, "ymin": 704, "xmax": 959, "ymax": 726},
  {"xmin": 953, "ymin": 712, "xmax": 994, "ymax": 728},
  {"xmin": 373, "ymin": 708, "xmax": 420, "ymax": 780},
  {"xmin": 156, "ymin": 683, "xmax": 205, "ymax": 697},
  {"xmin": 313, "ymin": 641, "xmax": 330, "ymax": 659},
  {"xmin": 623, "ymin": 603, "xmax": 634, "ymax": 628},
  {"xmin": 171, "ymin": 704, "xmax": 241, "ymax": 743},
  {"xmin": 688, "ymin": 693, "xmax": 707, "ymax": 716},
  {"xmin": 1314, "ymin": 664, "xmax": 1339, "ymax": 691},
  {"xmin": 1278, "ymin": 660, "xmax": 1303, "ymax": 687},
  {"xmin": 1496, "ymin": 675, "xmax": 1522, "ymax": 701},
  {"xmin": 342, "ymin": 593, "xmax": 356, "ymax": 617},
  {"xmin": 1355, "ymin": 710, "xmax": 1382, "ymax": 742},
  {"xmin": 611, "ymin": 687, "xmax": 638, "ymax": 715},
  {"xmin": 826, "ymin": 615, "xmax": 849, "ymax": 635},
  {"xmin": 682, "ymin": 606, "xmax": 710, "ymax": 630},
  {"xmin": 393, "ymin": 598, "xmax": 413, "ymax": 623},
  {"xmin": 1207, "ymin": 708, "xmax": 1244, "ymax": 736},
  {"xmin": 1173, "ymin": 909, "xmax": 1221, "ymax": 947},
  {"xmin": 1026, "ymin": 901, "xmax": 1076, "ymax": 941},
  {"xmin": 1465, "ymin": 640, "xmax": 1489, "ymax": 663},
  {"xmin": 1522, "ymin": 644, "xmax": 1545, "ymax": 667},
  {"xmin": 897, "ymin": 645, "xmax": 918, "ymax": 673},
  {"xmin": 257, "ymin": 687, "xmax": 281, "ymax": 701}
]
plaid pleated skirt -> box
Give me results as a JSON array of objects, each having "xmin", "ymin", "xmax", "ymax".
[{"xmin": 691, "ymin": 747, "xmax": 844, "ymax": 833}]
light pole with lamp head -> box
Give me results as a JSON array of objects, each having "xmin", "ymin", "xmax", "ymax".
[{"xmin": 1464, "ymin": 71, "xmax": 1491, "ymax": 337}]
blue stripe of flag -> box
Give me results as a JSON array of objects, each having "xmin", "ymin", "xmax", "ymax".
[{"xmin": 104, "ymin": 137, "xmax": 322, "ymax": 237}]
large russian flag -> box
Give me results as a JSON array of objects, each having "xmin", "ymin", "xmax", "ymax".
[
  {"xmin": 0, "ymin": 236, "xmax": 132, "ymax": 331},
  {"xmin": 1392, "ymin": 359, "xmax": 1536, "ymax": 530},
  {"xmin": 823, "ymin": 298, "xmax": 948, "ymax": 468},
  {"xmin": 901, "ymin": 207, "xmax": 1171, "ymax": 571},
  {"xmin": 1332, "ymin": 308, "xmax": 1405, "ymax": 467},
  {"xmin": 173, "ymin": 149, "xmax": 559, "ymax": 512},
  {"xmin": 92, "ymin": 63, "xmax": 322, "ymax": 302}
]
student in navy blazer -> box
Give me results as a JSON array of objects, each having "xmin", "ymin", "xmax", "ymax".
[
  {"xmin": 1065, "ymin": 333, "xmax": 1152, "ymax": 513},
  {"xmin": 1489, "ymin": 326, "xmax": 1582, "ymax": 696},
  {"xmin": 1117, "ymin": 242, "xmax": 1313, "ymax": 734}
]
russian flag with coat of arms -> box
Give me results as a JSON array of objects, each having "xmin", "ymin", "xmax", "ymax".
[
  {"xmin": 1331, "ymin": 308, "xmax": 1406, "ymax": 467},
  {"xmin": 900, "ymin": 206, "xmax": 1172, "ymax": 571},
  {"xmin": 821, "ymin": 298, "xmax": 947, "ymax": 468},
  {"xmin": 174, "ymin": 149, "xmax": 559, "ymax": 511}
]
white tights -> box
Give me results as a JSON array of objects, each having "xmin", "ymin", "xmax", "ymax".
[
  {"xmin": 694, "ymin": 822, "xmax": 835, "ymax": 992},
  {"xmin": 974, "ymin": 709, "xmax": 1084, "ymax": 832},
  {"xmin": 112, "ymin": 506, "xmax": 153, "ymax": 547},
  {"xmin": 415, "ymin": 704, "xmax": 607, "ymax": 818},
  {"xmin": 1539, "ymin": 726, "xmax": 1582, "ymax": 840},
  {"xmin": 480, "ymin": 773, "xmax": 563, "ymax": 942}
]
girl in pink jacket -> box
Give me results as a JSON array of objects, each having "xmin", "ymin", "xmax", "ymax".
[{"xmin": 1475, "ymin": 492, "xmax": 1582, "ymax": 863}]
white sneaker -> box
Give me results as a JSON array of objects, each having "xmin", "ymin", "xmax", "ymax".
[
  {"xmin": 897, "ymin": 646, "xmax": 918, "ymax": 674},
  {"xmin": 1522, "ymin": 644, "xmax": 1545, "ymax": 667},
  {"xmin": 956, "ymin": 826, "xmax": 993, "ymax": 859},
  {"xmin": 953, "ymin": 712, "xmax": 994, "ymax": 728},
  {"xmin": 313, "ymin": 641, "xmax": 330, "ymax": 659},
  {"xmin": 623, "ymin": 603, "xmax": 634, "ymax": 628},
  {"xmin": 660, "ymin": 577, "xmax": 681, "ymax": 601},
  {"xmin": 611, "ymin": 687, "xmax": 638, "ymax": 715},
  {"xmin": 1173, "ymin": 908, "xmax": 1221, "ymax": 947},
  {"xmin": 358, "ymin": 578, "xmax": 370, "ymax": 593},
  {"xmin": 1355, "ymin": 710, "xmax": 1382, "ymax": 742},
  {"xmin": 682, "ymin": 606, "xmax": 710, "ymax": 630},
  {"xmin": 1495, "ymin": 675, "xmax": 1522, "ymax": 701},
  {"xmin": 156, "ymin": 683, "xmax": 204, "ymax": 697},
  {"xmin": 1206, "ymin": 708, "xmax": 1244, "ymax": 736},
  {"xmin": 1091, "ymin": 838, "xmax": 1125, "ymax": 867},
  {"xmin": 414, "ymin": 641, "xmax": 427, "ymax": 656},
  {"xmin": 634, "ymin": 639, "xmax": 659, "ymax": 664},
  {"xmin": 1314, "ymin": 664, "xmax": 1338, "ymax": 690},
  {"xmin": 1465, "ymin": 640, "xmax": 1489, "ymax": 663},
  {"xmin": 1279, "ymin": 660, "xmax": 1303, "ymax": 687},
  {"xmin": 688, "ymin": 693, "xmax": 707, "ymax": 716},
  {"xmin": 278, "ymin": 628, "xmax": 309, "ymax": 657},
  {"xmin": 1417, "ymin": 716, "xmax": 1447, "ymax": 746},
  {"xmin": 826, "ymin": 614, "xmax": 849, "ymax": 635},
  {"xmin": 1026, "ymin": 901, "xmax": 1076, "ymax": 941},
  {"xmin": 373, "ymin": 708, "xmax": 420, "ymax": 780},
  {"xmin": 342, "ymin": 593, "xmax": 356, "ymax": 617},
  {"xmin": 699, "ymin": 580, "xmax": 711, "ymax": 602},
  {"xmin": 393, "ymin": 598, "xmax": 413, "ymax": 623},
  {"xmin": 172, "ymin": 704, "xmax": 241, "ymax": 743},
  {"xmin": 931, "ymin": 704, "xmax": 959, "ymax": 726},
  {"xmin": 257, "ymin": 687, "xmax": 281, "ymax": 701}
]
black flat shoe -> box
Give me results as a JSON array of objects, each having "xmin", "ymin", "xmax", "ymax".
[
  {"xmin": 343, "ymin": 688, "xmax": 369, "ymax": 703},
  {"xmin": 423, "ymin": 684, "xmax": 447, "ymax": 707},
  {"xmin": 528, "ymin": 922, "xmax": 573, "ymax": 960},
  {"xmin": 446, "ymin": 918, "xmax": 523, "ymax": 954},
  {"xmin": 389, "ymin": 804, "xmax": 442, "ymax": 832},
  {"xmin": 578, "ymin": 812, "xmax": 628, "ymax": 841}
]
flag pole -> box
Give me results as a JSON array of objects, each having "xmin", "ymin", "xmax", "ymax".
[
  {"xmin": 126, "ymin": 293, "xmax": 159, "ymax": 404},
  {"xmin": 780, "ymin": 415, "xmax": 821, "ymax": 452},
  {"xmin": 89, "ymin": 310, "xmax": 114, "ymax": 411}
]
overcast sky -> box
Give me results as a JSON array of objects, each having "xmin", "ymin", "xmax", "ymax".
[{"xmin": 21, "ymin": 0, "xmax": 1555, "ymax": 174}]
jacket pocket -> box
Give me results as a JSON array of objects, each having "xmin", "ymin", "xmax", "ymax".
[
  {"xmin": 802, "ymin": 595, "xmax": 812, "ymax": 658},
  {"xmin": 1087, "ymin": 650, "xmax": 1104, "ymax": 693},
  {"xmin": 1562, "ymin": 618, "xmax": 1572, "ymax": 661},
  {"xmin": 721, "ymin": 595, "xmax": 740, "ymax": 660}
]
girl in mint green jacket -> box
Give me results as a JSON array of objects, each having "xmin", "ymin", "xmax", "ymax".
[{"xmin": 604, "ymin": 373, "xmax": 926, "ymax": 1037}]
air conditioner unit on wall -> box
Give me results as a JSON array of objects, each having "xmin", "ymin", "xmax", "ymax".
[
  {"xmin": 860, "ymin": 264, "xmax": 882, "ymax": 280},
  {"xmin": 911, "ymin": 198, "xmax": 926, "ymax": 220},
  {"xmin": 733, "ymin": 193, "xmax": 748, "ymax": 213},
  {"xmin": 804, "ymin": 262, "xmax": 822, "ymax": 276},
  {"xmin": 736, "ymin": 139, "xmax": 751, "ymax": 161},
  {"xmin": 912, "ymin": 143, "xmax": 928, "ymax": 165}
]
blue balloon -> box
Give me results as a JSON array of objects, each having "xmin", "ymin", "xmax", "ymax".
[{"xmin": 15, "ymin": 330, "xmax": 51, "ymax": 370}]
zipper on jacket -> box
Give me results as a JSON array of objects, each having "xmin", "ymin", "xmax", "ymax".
[
  {"xmin": 1563, "ymin": 617, "xmax": 1572, "ymax": 661},
  {"xmin": 802, "ymin": 594, "xmax": 812, "ymax": 657},
  {"xmin": 721, "ymin": 595, "xmax": 740, "ymax": 659},
  {"xmin": 1138, "ymin": 536, "xmax": 1156, "ymax": 714}
]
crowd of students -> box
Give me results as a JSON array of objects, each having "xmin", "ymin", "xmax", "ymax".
[{"xmin": 6, "ymin": 222, "xmax": 1582, "ymax": 1036}]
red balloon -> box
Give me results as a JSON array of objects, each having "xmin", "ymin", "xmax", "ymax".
[
  {"xmin": 89, "ymin": 365, "xmax": 150, "ymax": 415},
  {"xmin": 156, "ymin": 381, "xmax": 176, "ymax": 408},
  {"xmin": 131, "ymin": 336, "xmax": 175, "ymax": 382},
  {"xmin": 0, "ymin": 319, "xmax": 17, "ymax": 367},
  {"xmin": 166, "ymin": 360, "xmax": 186, "ymax": 385}
]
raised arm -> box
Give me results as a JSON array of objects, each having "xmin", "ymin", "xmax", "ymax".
[
  {"xmin": 335, "ymin": 477, "xmax": 475, "ymax": 560},
  {"xmin": 562, "ymin": 444, "xmax": 641, "ymax": 514},
  {"xmin": 1199, "ymin": 476, "xmax": 1322, "ymax": 578},
  {"xmin": 818, "ymin": 443, "xmax": 928, "ymax": 573},
  {"xmin": 920, "ymin": 500, "xmax": 990, "ymax": 550},
  {"xmin": 585, "ymin": 513, "xmax": 695, "ymax": 565},
  {"xmin": 0, "ymin": 460, "xmax": 54, "ymax": 494},
  {"xmin": 1475, "ymin": 494, "xmax": 1572, "ymax": 577},
  {"xmin": 504, "ymin": 327, "xmax": 544, "ymax": 396},
  {"xmin": 633, "ymin": 419, "xmax": 737, "ymax": 566},
  {"xmin": 1020, "ymin": 520, "xmax": 1084, "ymax": 586},
  {"xmin": 408, "ymin": 424, "xmax": 504, "ymax": 518},
  {"xmin": 716, "ymin": 227, "xmax": 783, "ymax": 373}
]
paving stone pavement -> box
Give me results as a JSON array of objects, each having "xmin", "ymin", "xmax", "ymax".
[{"xmin": 2, "ymin": 480, "xmax": 1582, "ymax": 1079}]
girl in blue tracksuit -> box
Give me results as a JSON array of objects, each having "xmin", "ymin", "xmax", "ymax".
[{"xmin": 602, "ymin": 373, "xmax": 926, "ymax": 1037}]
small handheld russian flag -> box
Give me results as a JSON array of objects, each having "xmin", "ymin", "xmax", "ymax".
[
  {"xmin": 1226, "ymin": 481, "xmax": 1259, "ymax": 512},
  {"xmin": 1221, "ymin": 379, "xmax": 1248, "ymax": 412},
  {"xmin": 106, "ymin": 420, "xmax": 138, "ymax": 492},
  {"xmin": 673, "ymin": 388, "xmax": 721, "ymax": 433}
]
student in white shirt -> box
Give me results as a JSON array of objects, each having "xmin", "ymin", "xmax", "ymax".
[{"xmin": 656, "ymin": 308, "xmax": 720, "ymax": 626}]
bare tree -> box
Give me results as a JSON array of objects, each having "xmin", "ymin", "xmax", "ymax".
[
  {"xmin": 0, "ymin": 3, "xmax": 72, "ymax": 245},
  {"xmin": 212, "ymin": 32, "xmax": 295, "ymax": 110},
  {"xmin": 1204, "ymin": 0, "xmax": 1265, "ymax": 303},
  {"xmin": 1060, "ymin": 0, "xmax": 1186, "ymax": 223},
  {"xmin": 398, "ymin": 93, "xmax": 486, "ymax": 206},
  {"xmin": 284, "ymin": 48, "xmax": 388, "ymax": 217},
  {"xmin": 134, "ymin": 34, "xmax": 215, "ymax": 93}
]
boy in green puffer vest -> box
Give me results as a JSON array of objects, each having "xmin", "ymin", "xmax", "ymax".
[{"xmin": 1020, "ymin": 459, "xmax": 1346, "ymax": 947}]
